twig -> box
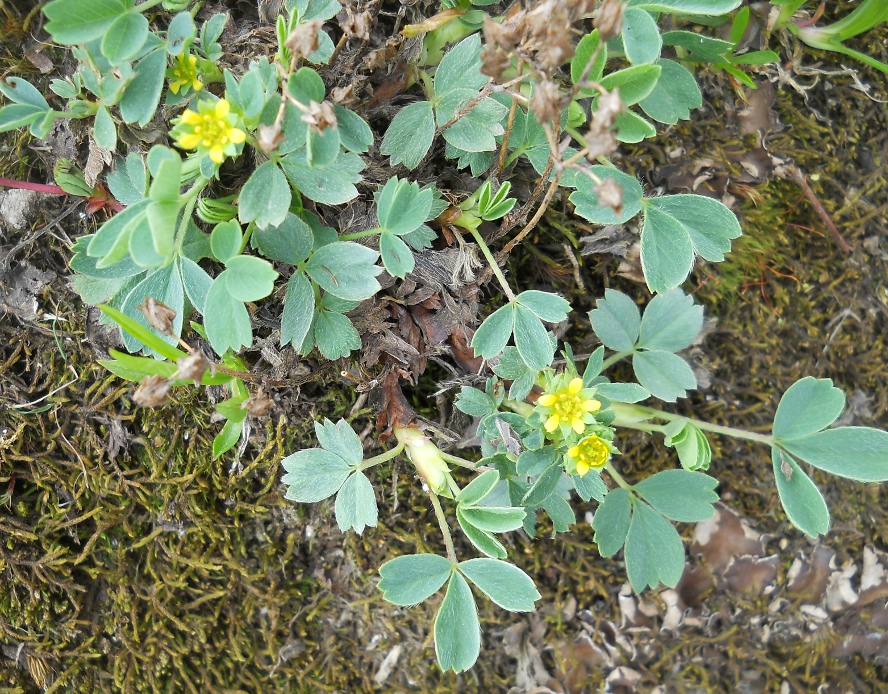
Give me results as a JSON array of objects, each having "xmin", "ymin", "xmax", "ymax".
[{"xmin": 787, "ymin": 166, "xmax": 853, "ymax": 253}]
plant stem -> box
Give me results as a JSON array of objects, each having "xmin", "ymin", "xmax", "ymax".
[
  {"xmin": 339, "ymin": 226, "xmax": 383, "ymax": 241},
  {"xmin": 429, "ymin": 490, "xmax": 458, "ymax": 564},
  {"xmin": 0, "ymin": 178, "xmax": 67, "ymax": 195},
  {"xmin": 604, "ymin": 462, "xmax": 632, "ymax": 491},
  {"xmin": 438, "ymin": 451, "xmax": 480, "ymax": 470},
  {"xmin": 175, "ymin": 177, "xmax": 208, "ymax": 253},
  {"xmin": 601, "ymin": 350, "xmax": 633, "ymax": 370},
  {"xmin": 466, "ymin": 225, "xmax": 516, "ymax": 301},
  {"xmin": 359, "ymin": 442, "xmax": 406, "ymax": 471},
  {"xmin": 609, "ymin": 402, "xmax": 774, "ymax": 446}
]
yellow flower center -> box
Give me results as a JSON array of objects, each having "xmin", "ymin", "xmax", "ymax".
[
  {"xmin": 537, "ymin": 377, "xmax": 601, "ymax": 435},
  {"xmin": 568, "ymin": 435, "xmax": 611, "ymax": 476}
]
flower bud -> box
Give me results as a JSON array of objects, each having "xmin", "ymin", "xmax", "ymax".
[{"xmin": 395, "ymin": 427, "xmax": 452, "ymax": 495}]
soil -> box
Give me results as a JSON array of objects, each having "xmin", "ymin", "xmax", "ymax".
[{"xmin": 1, "ymin": 1, "xmax": 887, "ymax": 692}]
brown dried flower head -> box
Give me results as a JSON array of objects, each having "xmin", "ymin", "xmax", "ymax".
[
  {"xmin": 243, "ymin": 388, "xmax": 273, "ymax": 417},
  {"xmin": 524, "ymin": 1, "xmax": 575, "ymax": 70},
  {"xmin": 530, "ymin": 78, "xmax": 566, "ymax": 124},
  {"xmin": 175, "ymin": 352, "xmax": 212, "ymax": 384},
  {"xmin": 331, "ymin": 84, "xmax": 358, "ymax": 108},
  {"xmin": 594, "ymin": 0, "xmax": 625, "ymax": 42},
  {"xmin": 133, "ymin": 374, "xmax": 171, "ymax": 407},
  {"xmin": 138, "ymin": 297, "xmax": 177, "ymax": 336},
  {"xmin": 285, "ymin": 19, "xmax": 323, "ymax": 60},
  {"xmin": 596, "ymin": 177, "xmax": 624, "ymax": 216},
  {"xmin": 301, "ymin": 99, "xmax": 337, "ymax": 133},
  {"xmin": 342, "ymin": 9, "xmax": 372, "ymax": 41},
  {"xmin": 256, "ymin": 122, "xmax": 284, "ymax": 153},
  {"xmin": 482, "ymin": 14, "xmax": 522, "ymax": 53},
  {"xmin": 481, "ymin": 44, "xmax": 511, "ymax": 81}
]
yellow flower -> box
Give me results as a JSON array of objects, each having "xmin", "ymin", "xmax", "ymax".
[
  {"xmin": 167, "ymin": 53, "xmax": 203, "ymax": 95},
  {"xmin": 536, "ymin": 376, "xmax": 601, "ymax": 435},
  {"xmin": 171, "ymin": 99, "xmax": 246, "ymax": 164},
  {"xmin": 567, "ymin": 434, "xmax": 611, "ymax": 476}
]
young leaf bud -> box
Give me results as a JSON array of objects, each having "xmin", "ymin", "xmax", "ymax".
[{"xmin": 395, "ymin": 427, "xmax": 452, "ymax": 496}]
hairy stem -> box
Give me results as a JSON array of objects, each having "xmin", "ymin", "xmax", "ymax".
[
  {"xmin": 360, "ymin": 442, "xmax": 406, "ymax": 471},
  {"xmin": 429, "ymin": 491, "xmax": 458, "ymax": 564}
]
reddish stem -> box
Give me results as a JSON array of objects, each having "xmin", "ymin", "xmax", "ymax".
[{"xmin": 0, "ymin": 177, "xmax": 67, "ymax": 195}]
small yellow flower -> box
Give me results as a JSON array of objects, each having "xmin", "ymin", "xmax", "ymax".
[
  {"xmin": 567, "ymin": 434, "xmax": 611, "ymax": 476},
  {"xmin": 171, "ymin": 99, "xmax": 246, "ymax": 164},
  {"xmin": 536, "ymin": 376, "xmax": 601, "ymax": 435},
  {"xmin": 167, "ymin": 53, "xmax": 204, "ymax": 95}
]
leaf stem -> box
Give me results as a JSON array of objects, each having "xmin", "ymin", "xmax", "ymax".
[
  {"xmin": 438, "ymin": 451, "xmax": 479, "ymax": 470},
  {"xmin": 604, "ymin": 462, "xmax": 633, "ymax": 491},
  {"xmin": 601, "ymin": 350, "xmax": 633, "ymax": 370},
  {"xmin": 359, "ymin": 441, "xmax": 406, "ymax": 471},
  {"xmin": 429, "ymin": 490, "xmax": 458, "ymax": 564},
  {"xmin": 609, "ymin": 402, "xmax": 774, "ymax": 446},
  {"xmin": 339, "ymin": 226, "xmax": 383, "ymax": 241},
  {"xmin": 465, "ymin": 225, "xmax": 516, "ymax": 301}
]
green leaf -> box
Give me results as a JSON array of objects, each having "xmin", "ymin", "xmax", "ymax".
[
  {"xmin": 622, "ymin": 8, "xmax": 662, "ymax": 64},
  {"xmin": 458, "ymin": 559, "xmax": 540, "ymax": 612},
  {"xmin": 780, "ymin": 428, "xmax": 888, "ymax": 482},
  {"xmin": 178, "ymin": 257, "xmax": 212, "ymax": 314},
  {"xmin": 456, "ymin": 469, "xmax": 500, "ymax": 506},
  {"xmin": 306, "ymin": 125, "xmax": 340, "ymax": 169},
  {"xmin": 305, "ymin": 241, "xmax": 381, "ymax": 301},
  {"xmin": 582, "ymin": 346, "xmax": 605, "ymax": 386},
  {"xmin": 628, "ymin": 0, "xmax": 741, "ymax": 15},
  {"xmin": 118, "ymin": 264, "xmax": 184, "ymax": 353},
  {"xmin": 334, "ymin": 471, "xmax": 377, "ymax": 534},
  {"xmin": 633, "ymin": 469, "xmax": 718, "ymax": 522},
  {"xmin": 514, "ymin": 304, "xmax": 553, "ymax": 371},
  {"xmin": 573, "ymin": 472, "xmax": 608, "ymax": 502},
  {"xmin": 661, "ymin": 30, "xmax": 734, "ymax": 63},
  {"xmin": 633, "ymin": 350, "xmax": 696, "ymax": 402},
  {"xmin": 204, "ymin": 276, "xmax": 253, "ymax": 354},
  {"xmin": 517, "ymin": 447, "xmax": 557, "ymax": 477},
  {"xmin": 223, "ymin": 256, "xmax": 277, "ymax": 302},
  {"xmin": 772, "ymin": 448, "xmax": 830, "ymax": 537},
  {"xmin": 119, "ymin": 49, "xmax": 166, "ymax": 125},
  {"xmin": 472, "ymin": 304, "xmax": 515, "ymax": 360},
  {"xmin": 213, "ymin": 418, "xmax": 243, "ymax": 458},
  {"xmin": 281, "ymin": 448, "xmax": 351, "ymax": 502},
  {"xmin": 88, "ymin": 199, "xmax": 150, "ymax": 259},
  {"xmin": 376, "ymin": 178, "xmax": 433, "ymax": 236},
  {"xmin": 0, "ymin": 77, "xmax": 50, "ymax": 109},
  {"xmin": 379, "ymin": 232, "xmax": 415, "ymax": 278},
  {"xmin": 254, "ymin": 213, "xmax": 313, "ymax": 265},
  {"xmin": 98, "ymin": 303, "xmax": 188, "ymax": 362},
  {"xmin": 599, "ymin": 64, "xmax": 662, "ymax": 106},
  {"xmin": 638, "ymin": 288, "xmax": 703, "ymax": 352},
  {"xmin": 0, "ymin": 104, "xmax": 45, "ymax": 132},
  {"xmin": 378, "ymin": 554, "xmax": 453, "ymax": 606},
  {"xmin": 773, "ymin": 377, "xmax": 846, "ymax": 441},
  {"xmin": 440, "ymin": 95, "xmax": 507, "ymax": 153},
  {"xmin": 315, "ymin": 418, "xmax": 363, "ymax": 466},
  {"xmin": 93, "ymin": 105, "xmax": 117, "ymax": 150},
  {"xmin": 43, "ymin": 0, "xmax": 132, "ymax": 44},
  {"xmin": 624, "ymin": 501, "xmax": 686, "ymax": 592},
  {"xmin": 239, "ymin": 162, "xmax": 291, "ymax": 230},
  {"xmin": 569, "ymin": 167, "xmax": 644, "ymax": 225},
  {"xmin": 434, "ymin": 34, "xmax": 486, "ymax": 95},
  {"xmin": 571, "ymin": 30, "xmax": 606, "ymax": 93},
  {"xmin": 595, "ymin": 383, "xmax": 649, "ymax": 403},
  {"xmin": 641, "ymin": 194, "xmax": 741, "ymax": 293},
  {"xmin": 592, "ymin": 487, "xmax": 631, "ymax": 556},
  {"xmin": 541, "ymin": 492, "xmax": 575, "ymax": 532},
  {"xmin": 454, "ymin": 387, "xmax": 497, "ymax": 418},
  {"xmin": 281, "ymin": 151, "xmax": 364, "ymax": 204},
  {"xmin": 615, "ymin": 110, "xmax": 657, "ymax": 143},
  {"xmin": 457, "ymin": 509, "xmax": 507, "ymax": 559},
  {"xmin": 313, "ymin": 309, "xmax": 361, "ymax": 359},
  {"xmin": 166, "ymin": 11, "xmax": 195, "ymax": 56},
  {"xmin": 522, "ymin": 462, "xmax": 562, "ymax": 508},
  {"xmin": 458, "ymin": 506, "xmax": 525, "ymax": 533},
  {"xmin": 281, "ymin": 272, "xmax": 315, "ymax": 348},
  {"xmin": 590, "ymin": 289, "xmax": 640, "ymax": 352},
  {"xmin": 515, "ymin": 290, "xmax": 570, "ymax": 323},
  {"xmin": 333, "ymin": 105, "xmax": 373, "ymax": 153},
  {"xmin": 101, "ymin": 12, "xmax": 148, "ymax": 63},
  {"xmin": 107, "ymin": 153, "xmax": 147, "ymax": 205},
  {"xmin": 639, "ymin": 59, "xmax": 702, "ymax": 124},
  {"xmin": 663, "ymin": 421, "xmax": 712, "ymax": 472},
  {"xmin": 434, "ymin": 573, "xmax": 480, "ymax": 673},
  {"xmin": 381, "ymin": 101, "xmax": 435, "ymax": 170},
  {"xmin": 148, "ymin": 151, "xmax": 182, "ymax": 203},
  {"xmin": 210, "ymin": 220, "xmax": 243, "ymax": 263}
]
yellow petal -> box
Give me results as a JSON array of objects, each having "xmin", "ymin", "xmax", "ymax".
[
  {"xmin": 568, "ymin": 377, "xmax": 583, "ymax": 394},
  {"xmin": 538, "ymin": 394, "xmax": 556, "ymax": 407},
  {"xmin": 582, "ymin": 399, "xmax": 601, "ymax": 412},
  {"xmin": 169, "ymin": 81, "xmax": 182, "ymax": 94},
  {"xmin": 209, "ymin": 146, "xmax": 224, "ymax": 163},
  {"xmin": 188, "ymin": 55, "xmax": 198, "ymax": 67},
  {"xmin": 571, "ymin": 418, "xmax": 585, "ymax": 434},
  {"xmin": 577, "ymin": 461, "xmax": 590, "ymax": 476},
  {"xmin": 544, "ymin": 414, "xmax": 560, "ymax": 432},
  {"xmin": 193, "ymin": 79, "xmax": 204, "ymax": 91},
  {"xmin": 181, "ymin": 110, "xmax": 202, "ymax": 125},
  {"xmin": 228, "ymin": 127, "xmax": 246, "ymax": 144},
  {"xmin": 215, "ymin": 99, "xmax": 230, "ymax": 118},
  {"xmin": 567, "ymin": 446, "xmax": 579, "ymax": 458},
  {"xmin": 177, "ymin": 133, "xmax": 200, "ymax": 149}
]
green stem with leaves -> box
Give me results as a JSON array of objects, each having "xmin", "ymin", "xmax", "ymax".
[{"xmin": 466, "ymin": 225, "xmax": 516, "ymax": 302}]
